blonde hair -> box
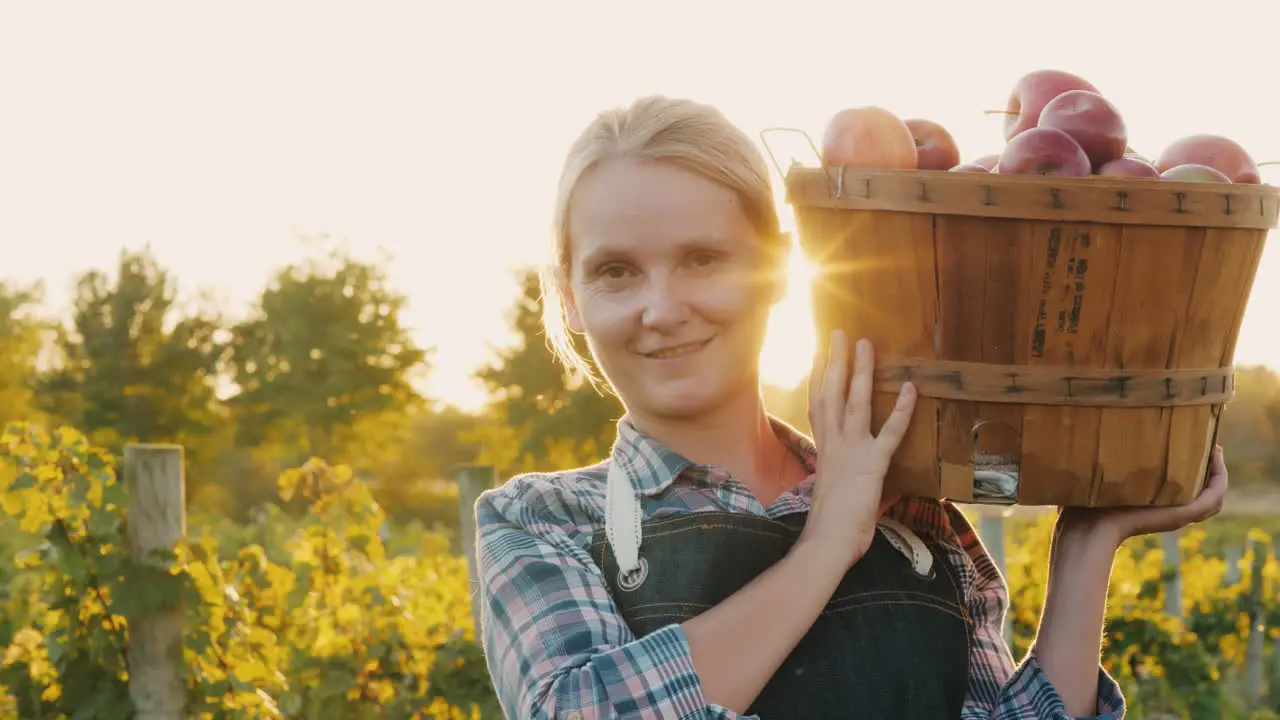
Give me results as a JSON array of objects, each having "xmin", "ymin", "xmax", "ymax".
[{"xmin": 540, "ymin": 95, "xmax": 786, "ymax": 386}]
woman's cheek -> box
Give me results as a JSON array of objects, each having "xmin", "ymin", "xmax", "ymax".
[
  {"xmin": 691, "ymin": 272, "xmax": 766, "ymax": 323},
  {"xmin": 579, "ymin": 290, "xmax": 639, "ymax": 337}
]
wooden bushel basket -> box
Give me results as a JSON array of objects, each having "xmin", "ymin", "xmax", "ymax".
[{"xmin": 785, "ymin": 165, "xmax": 1280, "ymax": 507}]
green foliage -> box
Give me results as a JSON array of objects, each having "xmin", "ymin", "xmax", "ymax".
[
  {"xmin": 226, "ymin": 246, "xmax": 429, "ymax": 462},
  {"xmin": 0, "ymin": 280, "xmax": 47, "ymax": 430},
  {"xmin": 1001, "ymin": 511, "xmax": 1280, "ymax": 719},
  {"xmin": 32, "ymin": 247, "xmax": 230, "ymax": 498},
  {"xmin": 348, "ymin": 405, "xmax": 484, "ymax": 525},
  {"xmin": 1220, "ymin": 366, "xmax": 1280, "ymax": 487},
  {"xmin": 473, "ymin": 268, "xmax": 622, "ymax": 474},
  {"xmin": 0, "ymin": 421, "xmax": 177, "ymax": 719},
  {"xmin": 0, "ymin": 421, "xmax": 495, "ymax": 719}
]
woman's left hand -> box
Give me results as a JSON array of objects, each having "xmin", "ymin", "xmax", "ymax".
[{"xmin": 1056, "ymin": 445, "xmax": 1229, "ymax": 551}]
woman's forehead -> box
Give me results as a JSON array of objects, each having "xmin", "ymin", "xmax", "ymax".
[{"xmin": 569, "ymin": 159, "xmax": 753, "ymax": 256}]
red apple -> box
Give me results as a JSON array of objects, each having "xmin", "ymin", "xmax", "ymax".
[
  {"xmin": 973, "ymin": 154, "xmax": 1000, "ymax": 170},
  {"xmin": 822, "ymin": 106, "xmax": 918, "ymax": 169},
  {"xmin": 1160, "ymin": 163, "xmax": 1232, "ymax": 183},
  {"xmin": 949, "ymin": 163, "xmax": 990, "ymax": 173},
  {"xmin": 1096, "ymin": 156, "xmax": 1159, "ymax": 179},
  {"xmin": 997, "ymin": 127, "xmax": 1091, "ymax": 177},
  {"xmin": 904, "ymin": 118, "xmax": 961, "ymax": 171},
  {"xmin": 1037, "ymin": 90, "xmax": 1127, "ymax": 169},
  {"xmin": 1155, "ymin": 134, "xmax": 1260, "ymax": 184},
  {"xmin": 1002, "ymin": 69, "xmax": 1100, "ymax": 141}
]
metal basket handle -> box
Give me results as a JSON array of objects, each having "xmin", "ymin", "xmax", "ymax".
[{"xmin": 759, "ymin": 126, "xmax": 838, "ymax": 196}]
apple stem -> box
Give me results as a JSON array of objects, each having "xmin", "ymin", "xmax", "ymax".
[
  {"xmin": 983, "ymin": 109, "xmax": 1016, "ymax": 116},
  {"xmin": 1257, "ymin": 161, "xmax": 1280, "ymax": 167}
]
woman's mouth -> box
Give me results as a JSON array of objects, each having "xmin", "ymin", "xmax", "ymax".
[{"xmin": 643, "ymin": 337, "xmax": 713, "ymax": 360}]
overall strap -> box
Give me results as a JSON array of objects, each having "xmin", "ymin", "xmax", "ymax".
[
  {"xmin": 605, "ymin": 461, "xmax": 643, "ymax": 576},
  {"xmin": 603, "ymin": 462, "xmax": 934, "ymax": 577}
]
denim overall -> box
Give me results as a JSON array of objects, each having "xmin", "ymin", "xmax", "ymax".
[{"xmin": 591, "ymin": 467, "xmax": 972, "ymax": 719}]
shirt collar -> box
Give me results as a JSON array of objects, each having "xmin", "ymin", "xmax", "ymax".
[{"xmin": 609, "ymin": 413, "xmax": 819, "ymax": 498}]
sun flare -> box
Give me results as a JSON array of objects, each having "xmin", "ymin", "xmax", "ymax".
[{"xmin": 759, "ymin": 235, "xmax": 818, "ymax": 390}]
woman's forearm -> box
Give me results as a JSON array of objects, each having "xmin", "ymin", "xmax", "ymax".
[
  {"xmin": 1029, "ymin": 521, "xmax": 1121, "ymax": 717},
  {"xmin": 681, "ymin": 537, "xmax": 850, "ymax": 714}
]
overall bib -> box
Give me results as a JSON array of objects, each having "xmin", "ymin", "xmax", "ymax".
[{"xmin": 590, "ymin": 510, "xmax": 972, "ymax": 719}]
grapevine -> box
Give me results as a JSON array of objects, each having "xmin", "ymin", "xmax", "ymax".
[
  {"xmin": 0, "ymin": 421, "xmax": 498, "ymax": 720},
  {"xmin": 4, "ymin": 418, "xmax": 1280, "ymax": 718}
]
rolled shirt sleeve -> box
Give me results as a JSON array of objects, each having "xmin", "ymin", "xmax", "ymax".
[{"xmin": 949, "ymin": 505, "xmax": 1126, "ymax": 720}]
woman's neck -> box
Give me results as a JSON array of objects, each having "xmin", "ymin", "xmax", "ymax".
[{"xmin": 628, "ymin": 388, "xmax": 804, "ymax": 507}]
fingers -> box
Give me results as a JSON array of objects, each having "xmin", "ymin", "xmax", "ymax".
[
  {"xmin": 874, "ymin": 381, "xmax": 918, "ymax": 451},
  {"xmin": 808, "ymin": 344, "xmax": 825, "ymax": 435},
  {"xmin": 823, "ymin": 331, "xmax": 850, "ymax": 434},
  {"xmin": 1190, "ymin": 446, "xmax": 1229, "ymax": 520},
  {"xmin": 1161, "ymin": 446, "xmax": 1229, "ymax": 528},
  {"xmin": 1209, "ymin": 444, "xmax": 1227, "ymax": 478},
  {"xmin": 845, "ymin": 337, "xmax": 873, "ymax": 435},
  {"xmin": 810, "ymin": 332, "xmax": 918, "ymax": 448}
]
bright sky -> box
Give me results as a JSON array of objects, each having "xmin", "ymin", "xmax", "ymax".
[{"xmin": 2, "ymin": 1, "xmax": 1279, "ymax": 411}]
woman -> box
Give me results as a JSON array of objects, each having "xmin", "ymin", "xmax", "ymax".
[{"xmin": 473, "ymin": 95, "xmax": 1227, "ymax": 719}]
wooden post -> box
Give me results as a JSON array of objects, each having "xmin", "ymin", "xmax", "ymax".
[
  {"xmin": 123, "ymin": 444, "xmax": 186, "ymax": 720},
  {"xmin": 1272, "ymin": 539, "xmax": 1280, "ymax": 699},
  {"xmin": 456, "ymin": 465, "xmax": 494, "ymax": 636},
  {"xmin": 1225, "ymin": 543, "xmax": 1243, "ymax": 585},
  {"xmin": 1162, "ymin": 530, "xmax": 1183, "ymax": 621},
  {"xmin": 1245, "ymin": 540, "xmax": 1268, "ymax": 706}
]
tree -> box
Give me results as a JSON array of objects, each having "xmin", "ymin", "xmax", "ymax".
[
  {"xmin": 1218, "ymin": 365, "xmax": 1280, "ymax": 485},
  {"xmin": 351, "ymin": 403, "xmax": 487, "ymax": 525},
  {"xmin": 225, "ymin": 247, "xmax": 429, "ymax": 462},
  {"xmin": 0, "ymin": 280, "xmax": 49, "ymax": 429},
  {"xmin": 35, "ymin": 247, "xmax": 228, "ymax": 468},
  {"xmin": 474, "ymin": 269, "xmax": 623, "ymax": 475}
]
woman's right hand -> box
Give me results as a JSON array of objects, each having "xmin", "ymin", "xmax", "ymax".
[{"xmin": 800, "ymin": 331, "xmax": 918, "ymax": 571}]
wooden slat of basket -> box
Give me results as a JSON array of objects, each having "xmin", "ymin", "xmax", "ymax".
[
  {"xmin": 976, "ymin": 220, "xmax": 1027, "ymax": 493},
  {"xmin": 1093, "ymin": 226, "xmax": 1205, "ymax": 504},
  {"xmin": 786, "ymin": 167, "xmax": 1280, "ymax": 230},
  {"xmin": 873, "ymin": 359, "xmax": 1233, "ymax": 407},
  {"xmin": 1021, "ymin": 222, "xmax": 1123, "ymax": 505},
  {"xmin": 935, "ymin": 215, "xmax": 989, "ymax": 502},
  {"xmin": 863, "ymin": 210, "xmax": 939, "ymax": 499},
  {"xmin": 799, "ymin": 207, "xmax": 941, "ymax": 498},
  {"xmin": 1157, "ymin": 228, "xmax": 1269, "ymax": 503}
]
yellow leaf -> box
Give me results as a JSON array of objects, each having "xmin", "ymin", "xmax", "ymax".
[
  {"xmin": 312, "ymin": 620, "xmax": 340, "ymax": 656},
  {"xmin": 336, "ymin": 603, "xmax": 361, "ymax": 626}
]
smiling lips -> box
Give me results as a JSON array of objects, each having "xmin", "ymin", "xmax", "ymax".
[{"xmin": 643, "ymin": 337, "xmax": 713, "ymax": 359}]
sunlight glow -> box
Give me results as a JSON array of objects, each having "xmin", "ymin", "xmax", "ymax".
[
  {"xmin": 759, "ymin": 235, "xmax": 818, "ymax": 389},
  {"xmin": 4, "ymin": 4, "xmax": 1279, "ymax": 412}
]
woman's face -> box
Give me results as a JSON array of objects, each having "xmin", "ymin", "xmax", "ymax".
[{"xmin": 565, "ymin": 157, "xmax": 780, "ymax": 421}]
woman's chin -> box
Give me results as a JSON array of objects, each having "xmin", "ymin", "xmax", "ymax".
[{"xmin": 634, "ymin": 377, "xmax": 742, "ymax": 420}]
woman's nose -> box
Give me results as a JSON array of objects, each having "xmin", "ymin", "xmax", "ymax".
[{"xmin": 638, "ymin": 273, "xmax": 691, "ymax": 331}]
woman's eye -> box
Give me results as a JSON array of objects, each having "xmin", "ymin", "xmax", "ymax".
[
  {"xmin": 600, "ymin": 264, "xmax": 629, "ymax": 279},
  {"xmin": 690, "ymin": 252, "xmax": 719, "ymax": 268}
]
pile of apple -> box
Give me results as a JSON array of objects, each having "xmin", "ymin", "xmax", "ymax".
[{"xmin": 821, "ymin": 69, "xmax": 1262, "ymax": 184}]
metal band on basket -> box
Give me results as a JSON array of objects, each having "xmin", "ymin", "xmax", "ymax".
[{"xmin": 872, "ymin": 359, "xmax": 1234, "ymax": 408}]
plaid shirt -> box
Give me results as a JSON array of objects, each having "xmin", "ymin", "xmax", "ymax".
[{"xmin": 474, "ymin": 415, "xmax": 1126, "ymax": 719}]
